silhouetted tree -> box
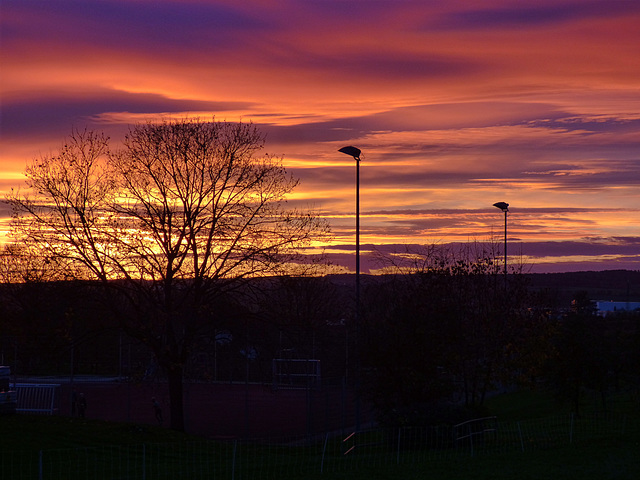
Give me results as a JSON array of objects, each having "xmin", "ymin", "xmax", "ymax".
[
  {"xmin": 7, "ymin": 119, "xmax": 328, "ymax": 430},
  {"xmin": 545, "ymin": 291, "xmax": 636, "ymax": 414},
  {"xmin": 361, "ymin": 242, "xmax": 543, "ymax": 426},
  {"xmin": 258, "ymin": 275, "xmax": 342, "ymax": 356},
  {"xmin": 360, "ymin": 272, "xmax": 457, "ymax": 418},
  {"xmin": 0, "ymin": 245, "xmax": 117, "ymax": 376},
  {"xmin": 607, "ymin": 310, "xmax": 640, "ymax": 396},
  {"xmin": 252, "ymin": 274, "xmax": 348, "ymax": 385}
]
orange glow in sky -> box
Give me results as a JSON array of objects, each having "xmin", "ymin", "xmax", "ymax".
[{"xmin": 1, "ymin": 0, "xmax": 640, "ymax": 272}]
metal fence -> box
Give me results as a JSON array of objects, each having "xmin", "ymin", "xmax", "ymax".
[
  {"xmin": 2, "ymin": 412, "xmax": 637, "ymax": 480},
  {"xmin": 14, "ymin": 384, "xmax": 60, "ymax": 415}
]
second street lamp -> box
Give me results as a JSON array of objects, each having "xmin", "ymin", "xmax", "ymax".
[
  {"xmin": 338, "ymin": 146, "xmax": 362, "ymax": 315},
  {"xmin": 493, "ymin": 201, "xmax": 509, "ymax": 286}
]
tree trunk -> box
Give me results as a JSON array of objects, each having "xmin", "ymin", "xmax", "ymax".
[{"xmin": 167, "ymin": 364, "xmax": 185, "ymax": 431}]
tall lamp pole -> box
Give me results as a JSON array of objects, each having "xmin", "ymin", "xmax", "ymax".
[
  {"xmin": 493, "ymin": 202, "xmax": 509, "ymax": 286},
  {"xmin": 339, "ymin": 145, "xmax": 362, "ymax": 430},
  {"xmin": 339, "ymin": 146, "xmax": 362, "ymax": 310}
]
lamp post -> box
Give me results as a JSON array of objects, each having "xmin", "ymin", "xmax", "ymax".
[
  {"xmin": 339, "ymin": 145, "xmax": 361, "ymax": 430},
  {"xmin": 493, "ymin": 202, "xmax": 509, "ymax": 286},
  {"xmin": 338, "ymin": 146, "xmax": 362, "ymax": 310}
]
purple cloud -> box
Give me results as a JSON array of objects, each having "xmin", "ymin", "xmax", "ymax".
[
  {"xmin": 1, "ymin": 89, "xmax": 253, "ymax": 139},
  {"xmin": 434, "ymin": 1, "xmax": 640, "ymax": 29},
  {"xmin": 322, "ymin": 239, "xmax": 640, "ymax": 274},
  {"xmin": 262, "ymin": 101, "xmax": 572, "ymax": 147},
  {"xmin": 1, "ymin": 1, "xmax": 270, "ymax": 54}
]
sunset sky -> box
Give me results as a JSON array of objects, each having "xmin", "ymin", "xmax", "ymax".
[{"xmin": 1, "ymin": 0, "xmax": 640, "ymax": 273}]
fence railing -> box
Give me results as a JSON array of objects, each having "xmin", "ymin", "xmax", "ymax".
[
  {"xmin": 2, "ymin": 412, "xmax": 637, "ymax": 480},
  {"xmin": 11, "ymin": 383, "xmax": 60, "ymax": 415}
]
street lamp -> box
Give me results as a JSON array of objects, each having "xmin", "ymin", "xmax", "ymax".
[
  {"xmin": 339, "ymin": 145, "xmax": 361, "ymax": 430},
  {"xmin": 493, "ymin": 202, "xmax": 509, "ymax": 285},
  {"xmin": 338, "ymin": 146, "xmax": 362, "ymax": 295}
]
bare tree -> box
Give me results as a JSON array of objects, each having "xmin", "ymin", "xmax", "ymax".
[
  {"xmin": 7, "ymin": 119, "xmax": 329, "ymax": 430},
  {"xmin": 361, "ymin": 241, "xmax": 540, "ymax": 423}
]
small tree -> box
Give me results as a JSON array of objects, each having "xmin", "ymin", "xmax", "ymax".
[
  {"xmin": 545, "ymin": 291, "xmax": 627, "ymax": 414},
  {"xmin": 8, "ymin": 119, "xmax": 328, "ymax": 430},
  {"xmin": 361, "ymin": 241, "xmax": 541, "ymax": 425}
]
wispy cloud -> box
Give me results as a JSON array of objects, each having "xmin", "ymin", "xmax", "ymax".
[
  {"xmin": 434, "ymin": 1, "xmax": 640, "ymax": 30},
  {"xmin": 2, "ymin": 89, "xmax": 253, "ymax": 139}
]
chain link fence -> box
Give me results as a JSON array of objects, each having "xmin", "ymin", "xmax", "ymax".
[{"xmin": 2, "ymin": 411, "xmax": 638, "ymax": 480}]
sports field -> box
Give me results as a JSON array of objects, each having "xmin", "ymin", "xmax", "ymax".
[{"xmin": 55, "ymin": 380, "xmax": 363, "ymax": 438}]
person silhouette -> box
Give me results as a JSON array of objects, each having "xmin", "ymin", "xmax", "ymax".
[
  {"xmin": 152, "ymin": 397, "xmax": 163, "ymax": 425},
  {"xmin": 77, "ymin": 393, "xmax": 87, "ymax": 418}
]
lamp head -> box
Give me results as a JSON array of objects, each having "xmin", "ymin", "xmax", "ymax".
[
  {"xmin": 493, "ymin": 202, "xmax": 509, "ymax": 212},
  {"xmin": 339, "ymin": 146, "xmax": 361, "ymax": 161}
]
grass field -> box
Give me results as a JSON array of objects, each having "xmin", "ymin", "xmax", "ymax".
[
  {"xmin": 302, "ymin": 438, "xmax": 640, "ymax": 480},
  {"xmin": 2, "ymin": 388, "xmax": 639, "ymax": 479}
]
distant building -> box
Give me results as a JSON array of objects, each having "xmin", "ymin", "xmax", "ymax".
[{"xmin": 596, "ymin": 301, "xmax": 640, "ymax": 317}]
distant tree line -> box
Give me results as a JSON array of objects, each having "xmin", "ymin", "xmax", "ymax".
[{"xmin": 0, "ymin": 275, "xmax": 349, "ymax": 384}]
